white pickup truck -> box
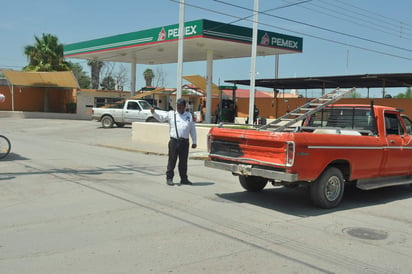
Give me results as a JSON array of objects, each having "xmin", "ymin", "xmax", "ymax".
[{"xmin": 92, "ymin": 99, "xmax": 166, "ymax": 128}]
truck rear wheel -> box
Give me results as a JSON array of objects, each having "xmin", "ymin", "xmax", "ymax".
[
  {"xmin": 101, "ymin": 116, "xmax": 114, "ymax": 128},
  {"xmin": 310, "ymin": 167, "xmax": 344, "ymax": 209},
  {"xmin": 239, "ymin": 175, "xmax": 267, "ymax": 192}
]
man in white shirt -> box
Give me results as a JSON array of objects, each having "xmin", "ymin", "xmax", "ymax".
[{"xmin": 151, "ymin": 98, "xmax": 197, "ymax": 186}]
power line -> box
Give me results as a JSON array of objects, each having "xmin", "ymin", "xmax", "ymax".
[
  {"xmin": 315, "ymin": 0, "xmax": 412, "ymax": 38},
  {"xmin": 227, "ymin": 0, "xmax": 313, "ymax": 25},
  {"xmin": 334, "ymin": 0, "xmax": 412, "ymax": 30},
  {"xmin": 282, "ymin": 0, "xmax": 412, "ymax": 41},
  {"xmin": 214, "ymin": 0, "xmax": 412, "ymax": 54},
  {"xmin": 169, "ymin": 0, "xmax": 412, "ymax": 61}
]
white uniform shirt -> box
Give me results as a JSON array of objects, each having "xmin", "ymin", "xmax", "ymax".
[{"xmin": 152, "ymin": 110, "xmax": 197, "ymax": 144}]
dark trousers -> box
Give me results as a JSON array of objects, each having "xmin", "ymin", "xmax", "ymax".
[{"xmin": 167, "ymin": 138, "xmax": 189, "ymax": 181}]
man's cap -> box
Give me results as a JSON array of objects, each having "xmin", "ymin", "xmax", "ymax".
[{"xmin": 176, "ymin": 98, "xmax": 186, "ymax": 105}]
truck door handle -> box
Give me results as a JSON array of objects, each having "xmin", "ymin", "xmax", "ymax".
[{"xmin": 389, "ymin": 140, "xmax": 395, "ymax": 143}]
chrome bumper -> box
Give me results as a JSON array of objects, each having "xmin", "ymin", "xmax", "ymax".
[{"xmin": 204, "ymin": 160, "xmax": 298, "ymax": 182}]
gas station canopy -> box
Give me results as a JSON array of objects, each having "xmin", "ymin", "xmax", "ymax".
[
  {"xmin": 64, "ymin": 19, "xmax": 303, "ymax": 64},
  {"xmin": 64, "ymin": 19, "xmax": 303, "ymax": 123}
]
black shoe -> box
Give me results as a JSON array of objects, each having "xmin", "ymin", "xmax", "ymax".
[
  {"xmin": 180, "ymin": 180, "xmax": 193, "ymax": 185},
  {"xmin": 166, "ymin": 179, "xmax": 174, "ymax": 186}
]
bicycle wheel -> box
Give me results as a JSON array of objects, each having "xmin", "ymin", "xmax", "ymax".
[{"xmin": 0, "ymin": 135, "xmax": 11, "ymax": 159}]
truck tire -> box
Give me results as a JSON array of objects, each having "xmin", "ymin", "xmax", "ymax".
[
  {"xmin": 239, "ymin": 175, "xmax": 267, "ymax": 192},
  {"xmin": 310, "ymin": 167, "xmax": 344, "ymax": 209},
  {"xmin": 101, "ymin": 116, "xmax": 114, "ymax": 128}
]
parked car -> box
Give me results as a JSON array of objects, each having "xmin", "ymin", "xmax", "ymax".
[{"xmin": 92, "ymin": 99, "xmax": 167, "ymax": 128}]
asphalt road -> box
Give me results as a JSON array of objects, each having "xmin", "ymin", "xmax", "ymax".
[{"xmin": 0, "ymin": 117, "xmax": 411, "ymax": 274}]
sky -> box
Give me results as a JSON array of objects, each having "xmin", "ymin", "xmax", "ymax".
[{"xmin": 1, "ymin": 0, "xmax": 412, "ymax": 97}]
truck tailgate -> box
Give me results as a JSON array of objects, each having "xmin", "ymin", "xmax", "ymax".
[{"xmin": 208, "ymin": 127, "xmax": 290, "ymax": 168}]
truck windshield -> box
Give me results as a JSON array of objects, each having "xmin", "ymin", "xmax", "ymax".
[{"xmin": 139, "ymin": 100, "xmax": 152, "ymax": 110}]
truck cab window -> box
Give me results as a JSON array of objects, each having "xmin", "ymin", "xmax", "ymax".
[
  {"xmin": 384, "ymin": 112, "xmax": 403, "ymax": 135},
  {"xmin": 139, "ymin": 100, "xmax": 152, "ymax": 110},
  {"xmin": 127, "ymin": 102, "xmax": 140, "ymax": 110}
]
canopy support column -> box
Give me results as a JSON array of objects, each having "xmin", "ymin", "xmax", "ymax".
[
  {"xmin": 248, "ymin": 0, "xmax": 259, "ymax": 125},
  {"xmin": 275, "ymin": 54, "xmax": 279, "ymax": 79},
  {"xmin": 176, "ymin": 0, "xmax": 185, "ymax": 100},
  {"xmin": 131, "ymin": 57, "xmax": 137, "ymax": 96},
  {"xmin": 205, "ymin": 49, "xmax": 214, "ymax": 124}
]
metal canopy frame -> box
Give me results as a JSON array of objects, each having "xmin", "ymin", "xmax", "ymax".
[{"xmin": 226, "ymin": 73, "xmax": 412, "ymax": 90}]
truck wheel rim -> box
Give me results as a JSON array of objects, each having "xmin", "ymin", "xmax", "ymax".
[
  {"xmin": 325, "ymin": 176, "xmax": 341, "ymax": 202},
  {"xmin": 103, "ymin": 119, "xmax": 110, "ymax": 126}
]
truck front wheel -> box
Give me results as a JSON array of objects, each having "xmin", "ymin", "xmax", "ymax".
[
  {"xmin": 239, "ymin": 175, "xmax": 267, "ymax": 192},
  {"xmin": 101, "ymin": 116, "xmax": 114, "ymax": 128},
  {"xmin": 310, "ymin": 167, "xmax": 344, "ymax": 209}
]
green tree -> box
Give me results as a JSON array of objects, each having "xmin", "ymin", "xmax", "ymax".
[
  {"xmin": 23, "ymin": 33, "xmax": 70, "ymax": 71},
  {"xmin": 88, "ymin": 60, "xmax": 104, "ymax": 89},
  {"xmin": 350, "ymin": 91, "xmax": 362, "ymax": 98},
  {"xmin": 101, "ymin": 75, "xmax": 116, "ymax": 90},
  {"xmin": 143, "ymin": 68, "xmax": 154, "ymax": 87},
  {"xmin": 395, "ymin": 87, "xmax": 412, "ymax": 98},
  {"xmin": 68, "ymin": 62, "xmax": 91, "ymax": 89}
]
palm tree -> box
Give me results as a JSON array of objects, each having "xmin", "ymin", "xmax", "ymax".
[
  {"xmin": 143, "ymin": 68, "xmax": 154, "ymax": 87},
  {"xmin": 87, "ymin": 60, "xmax": 104, "ymax": 89},
  {"xmin": 23, "ymin": 33, "xmax": 70, "ymax": 72}
]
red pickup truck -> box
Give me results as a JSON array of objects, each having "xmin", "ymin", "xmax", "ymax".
[{"xmin": 205, "ymin": 102, "xmax": 412, "ymax": 208}]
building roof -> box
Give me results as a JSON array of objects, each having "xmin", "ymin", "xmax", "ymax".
[
  {"xmin": 183, "ymin": 75, "xmax": 220, "ymax": 95},
  {"xmin": 64, "ymin": 19, "xmax": 303, "ymax": 64},
  {"xmin": 226, "ymin": 73, "xmax": 412, "ymax": 90},
  {"xmin": 1, "ymin": 70, "xmax": 79, "ymax": 89}
]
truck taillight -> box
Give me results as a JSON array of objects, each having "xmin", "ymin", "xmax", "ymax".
[
  {"xmin": 207, "ymin": 133, "xmax": 213, "ymax": 152},
  {"xmin": 286, "ymin": 141, "xmax": 295, "ymax": 167}
]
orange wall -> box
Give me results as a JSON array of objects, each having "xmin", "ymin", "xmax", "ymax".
[
  {"xmin": 1, "ymin": 85, "xmax": 411, "ymax": 118},
  {"xmin": 0, "ymin": 86, "xmax": 75, "ymax": 112}
]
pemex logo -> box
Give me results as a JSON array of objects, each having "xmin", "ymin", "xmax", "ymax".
[
  {"xmin": 260, "ymin": 33, "xmax": 270, "ymax": 46},
  {"xmin": 158, "ymin": 27, "xmax": 166, "ymax": 41}
]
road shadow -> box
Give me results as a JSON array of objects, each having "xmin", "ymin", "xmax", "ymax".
[
  {"xmin": 0, "ymin": 164, "xmax": 165, "ymax": 179},
  {"xmin": 216, "ymin": 184, "xmax": 412, "ymax": 217},
  {"xmin": 0, "ymin": 175, "xmax": 16, "ymax": 180},
  {"xmin": 97, "ymin": 125, "xmax": 132, "ymax": 129},
  {"xmin": 0, "ymin": 153, "xmax": 30, "ymax": 162},
  {"xmin": 176, "ymin": 182, "xmax": 214, "ymax": 187}
]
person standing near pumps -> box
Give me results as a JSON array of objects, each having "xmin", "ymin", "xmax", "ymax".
[{"xmin": 151, "ymin": 98, "xmax": 197, "ymax": 186}]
